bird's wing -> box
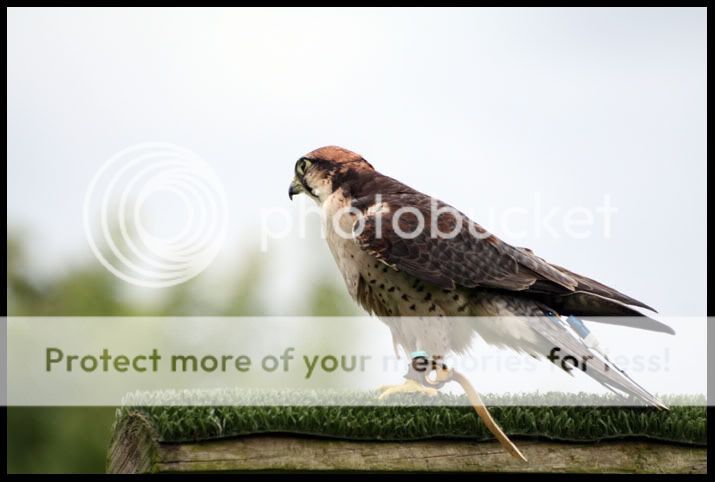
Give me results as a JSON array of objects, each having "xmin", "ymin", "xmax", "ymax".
[
  {"xmin": 516, "ymin": 251, "xmax": 655, "ymax": 311},
  {"xmin": 352, "ymin": 191, "xmax": 578, "ymax": 293},
  {"xmin": 351, "ymin": 188, "xmax": 670, "ymax": 333}
]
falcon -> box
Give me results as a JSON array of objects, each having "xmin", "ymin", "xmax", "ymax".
[{"xmin": 288, "ymin": 145, "xmax": 673, "ymax": 408}]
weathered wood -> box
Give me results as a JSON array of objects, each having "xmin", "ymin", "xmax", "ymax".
[
  {"xmin": 109, "ymin": 433, "xmax": 707, "ymax": 473},
  {"xmin": 106, "ymin": 411, "xmax": 159, "ymax": 474}
]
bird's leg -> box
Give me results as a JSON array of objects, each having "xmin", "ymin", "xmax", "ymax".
[
  {"xmin": 377, "ymin": 378, "xmax": 439, "ymax": 399},
  {"xmin": 377, "ymin": 351, "xmax": 442, "ymax": 399},
  {"xmin": 378, "ymin": 352, "xmax": 527, "ymax": 461}
]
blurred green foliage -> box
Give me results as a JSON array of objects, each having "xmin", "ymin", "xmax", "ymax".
[{"xmin": 6, "ymin": 230, "xmax": 358, "ymax": 473}]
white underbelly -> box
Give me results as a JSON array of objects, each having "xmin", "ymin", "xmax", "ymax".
[{"xmin": 321, "ymin": 190, "xmax": 372, "ymax": 298}]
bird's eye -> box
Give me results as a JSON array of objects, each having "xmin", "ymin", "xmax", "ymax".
[{"xmin": 295, "ymin": 158, "xmax": 311, "ymax": 176}]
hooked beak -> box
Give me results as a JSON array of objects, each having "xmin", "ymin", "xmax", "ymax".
[{"xmin": 288, "ymin": 177, "xmax": 304, "ymax": 200}]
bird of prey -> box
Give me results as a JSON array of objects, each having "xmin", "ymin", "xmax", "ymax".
[{"xmin": 288, "ymin": 145, "xmax": 673, "ymax": 408}]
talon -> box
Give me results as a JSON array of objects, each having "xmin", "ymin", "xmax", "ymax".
[{"xmin": 376, "ymin": 379, "xmax": 439, "ymax": 400}]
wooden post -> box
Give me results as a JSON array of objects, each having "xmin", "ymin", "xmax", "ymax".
[{"xmin": 107, "ymin": 412, "xmax": 706, "ymax": 474}]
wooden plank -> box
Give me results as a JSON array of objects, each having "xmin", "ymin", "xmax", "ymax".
[
  {"xmin": 111, "ymin": 434, "xmax": 707, "ymax": 473},
  {"xmin": 106, "ymin": 411, "xmax": 159, "ymax": 474}
]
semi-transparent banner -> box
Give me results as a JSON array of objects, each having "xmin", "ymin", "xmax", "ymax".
[{"xmin": 2, "ymin": 316, "xmax": 708, "ymax": 406}]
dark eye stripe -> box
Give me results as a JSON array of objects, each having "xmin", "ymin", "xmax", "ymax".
[{"xmin": 295, "ymin": 158, "xmax": 311, "ymax": 175}]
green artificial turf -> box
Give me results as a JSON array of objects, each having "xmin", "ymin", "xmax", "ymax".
[{"xmin": 114, "ymin": 389, "xmax": 706, "ymax": 446}]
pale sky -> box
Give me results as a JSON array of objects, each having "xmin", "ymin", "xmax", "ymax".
[{"xmin": 7, "ymin": 7, "xmax": 707, "ymax": 317}]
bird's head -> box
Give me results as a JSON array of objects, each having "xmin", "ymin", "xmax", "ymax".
[{"xmin": 288, "ymin": 146, "xmax": 374, "ymax": 202}]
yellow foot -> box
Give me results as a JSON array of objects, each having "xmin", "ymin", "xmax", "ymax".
[{"xmin": 377, "ymin": 378, "xmax": 439, "ymax": 400}]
